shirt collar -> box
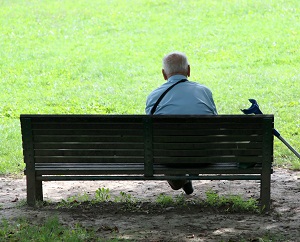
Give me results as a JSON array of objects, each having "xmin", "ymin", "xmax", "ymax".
[{"xmin": 167, "ymin": 75, "xmax": 188, "ymax": 83}]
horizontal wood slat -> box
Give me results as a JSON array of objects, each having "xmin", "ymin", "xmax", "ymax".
[
  {"xmin": 153, "ymin": 156, "xmax": 262, "ymax": 164},
  {"xmin": 153, "ymin": 149, "xmax": 262, "ymax": 156},
  {"xmin": 32, "ymin": 123, "xmax": 143, "ymax": 130},
  {"xmin": 34, "ymin": 142, "xmax": 262, "ymax": 150},
  {"xmin": 153, "ymin": 135, "xmax": 262, "ymax": 143},
  {"xmin": 34, "ymin": 156, "xmax": 261, "ymax": 164},
  {"xmin": 34, "ymin": 149, "xmax": 144, "ymax": 156},
  {"xmin": 35, "ymin": 175, "xmax": 263, "ymax": 181},
  {"xmin": 33, "ymin": 129, "xmax": 144, "ymax": 136},
  {"xmin": 34, "ymin": 157, "xmax": 145, "ymax": 163},
  {"xmin": 153, "ymin": 142, "xmax": 262, "ymax": 149},
  {"xmin": 33, "ymin": 136, "xmax": 144, "ymax": 143},
  {"xmin": 153, "ymin": 129, "xmax": 263, "ymax": 136},
  {"xmin": 34, "ymin": 143, "xmax": 144, "ymax": 149},
  {"xmin": 30, "ymin": 163, "xmax": 264, "ymax": 176},
  {"xmin": 34, "ymin": 148, "xmax": 261, "ymax": 156}
]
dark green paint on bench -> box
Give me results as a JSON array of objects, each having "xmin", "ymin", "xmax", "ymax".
[{"xmin": 20, "ymin": 114, "xmax": 274, "ymax": 211}]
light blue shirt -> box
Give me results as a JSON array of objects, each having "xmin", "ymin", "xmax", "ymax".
[{"xmin": 145, "ymin": 75, "xmax": 217, "ymax": 115}]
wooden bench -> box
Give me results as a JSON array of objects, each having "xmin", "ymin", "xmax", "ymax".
[{"xmin": 20, "ymin": 114, "xmax": 274, "ymax": 211}]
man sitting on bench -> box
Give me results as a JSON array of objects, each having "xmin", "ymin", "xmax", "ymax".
[{"xmin": 145, "ymin": 51, "xmax": 218, "ymax": 195}]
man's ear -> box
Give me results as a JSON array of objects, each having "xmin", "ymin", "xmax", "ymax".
[
  {"xmin": 187, "ymin": 65, "xmax": 190, "ymax": 77},
  {"xmin": 162, "ymin": 69, "xmax": 168, "ymax": 80}
]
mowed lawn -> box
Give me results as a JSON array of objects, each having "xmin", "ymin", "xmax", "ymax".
[{"xmin": 0, "ymin": 0, "xmax": 299, "ymax": 174}]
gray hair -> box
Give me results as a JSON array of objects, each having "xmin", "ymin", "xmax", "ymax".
[{"xmin": 162, "ymin": 51, "xmax": 189, "ymax": 76}]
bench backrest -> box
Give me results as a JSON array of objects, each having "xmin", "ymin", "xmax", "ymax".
[{"xmin": 20, "ymin": 115, "xmax": 274, "ymax": 176}]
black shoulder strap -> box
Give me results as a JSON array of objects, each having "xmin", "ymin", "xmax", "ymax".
[{"xmin": 150, "ymin": 79, "xmax": 187, "ymax": 115}]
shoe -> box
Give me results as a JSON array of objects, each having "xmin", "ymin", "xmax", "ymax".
[{"xmin": 183, "ymin": 181, "xmax": 194, "ymax": 195}]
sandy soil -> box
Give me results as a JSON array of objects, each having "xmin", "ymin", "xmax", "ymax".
[{"xmin": 0, "ymin": 168, "xmax": 299, "ymax": 242}]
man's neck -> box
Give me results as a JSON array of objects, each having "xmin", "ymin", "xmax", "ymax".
[
  {"xmin": 167, "ymin": 74, "xmax": 188, "ymax": 82},
  {"xmin": 166, "ymin": 72, "xmax": 187, "ymax": 79}
]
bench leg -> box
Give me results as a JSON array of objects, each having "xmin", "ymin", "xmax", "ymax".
[
  {"xmin": 35, "ymin": 180, "xmax": 43, "ymax": 201},
  {"xmin": 260, "ymin": 173, "xmax": 271, "ymax": 212},
  {"xmin": 26, "ymin": 175, "xmax": 43, "ymax": 206}
]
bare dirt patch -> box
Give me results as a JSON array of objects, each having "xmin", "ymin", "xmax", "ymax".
[{"xmin": 1, "ymin": 168, "xmax": 299, "ymax": 242}]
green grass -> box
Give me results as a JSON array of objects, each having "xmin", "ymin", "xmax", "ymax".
[
  {"xmin": 54, "ymin": 188, "xmax": 259, "ymax": 213},
  {"xmin": 1, "ymin": 0, "xmax": 300, "ymax": 174},
  {"xmin": 0, "ymin": 216, "xmax": 128, "ymax": 241},
  {"xmin": 205, "ymin": 189, "xmax": 259, "ymax": 212},
  {"xmin": 0, "ymin": 216, "xmax": 285, "ymax": 242},
  {"xmin": 0, "ymin": 190, "xmax": 286, "ymax": 241}
]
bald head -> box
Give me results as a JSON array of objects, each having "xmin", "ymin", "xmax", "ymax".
[{"xmin": 162, "ymin": 51, "xmax": 190, "ymax": 80}]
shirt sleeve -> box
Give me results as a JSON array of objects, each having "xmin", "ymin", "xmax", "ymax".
[{"xmin": 145, "ymin": 95, "xmax": 153, "ymax": 114}]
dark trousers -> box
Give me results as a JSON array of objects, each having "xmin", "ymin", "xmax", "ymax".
[
  {"xmin": 167, "ymin": 177, "xmax": 189, "ymax": 190},
  {"xmin": 166, "ymin": 163, "xmax": 210, "ymax": 190}
]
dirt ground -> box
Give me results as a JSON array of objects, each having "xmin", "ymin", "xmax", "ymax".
[{"xmin": 1, "ymin": 168, "xmax": 299, "ymax": 242}]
